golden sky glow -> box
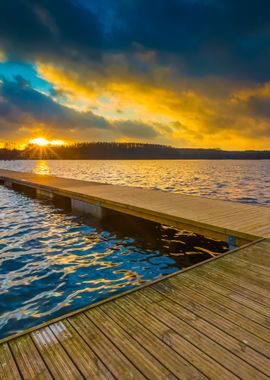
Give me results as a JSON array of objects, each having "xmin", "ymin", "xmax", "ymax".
[
  {"xmin": 35, "ymin": 62, "xmax": 270, "ymax": 150},
  {"xmin": 29, "ymin": 137, "xmax": 65, "ymax": 147},
  {"xmin": 29, "ymin": 137, "xmax": 49, "ymax": 146},
  {"xmin": 1, "ymin": 0, "xmax": 270, "ymax": 150}
]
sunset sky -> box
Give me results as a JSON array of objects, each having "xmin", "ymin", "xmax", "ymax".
[{"xmin": 0, "ymin": 0, "xmax": 270, "ymax": 149}]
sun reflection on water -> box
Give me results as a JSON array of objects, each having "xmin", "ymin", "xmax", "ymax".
[{"xmin": 35, "ymin": 160, "xmax": 50, "ymax": 175}]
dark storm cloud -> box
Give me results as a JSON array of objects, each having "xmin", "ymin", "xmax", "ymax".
[
  {"xmin": 0, "ymin": 0, "xmax": 104, "ymax": 63},
  {"xmin": 0, "ymin": 77, "xmax": 160, "ymax": 139},
  {"xmin": 1, "ymin": 0, "xmax": 270, "ymax": 81},
  {"xmin": 0, "ymin": 77, "xmax": 110, "ymax": 130},
  {"xmin": 84, "ymin": 0, "xmax": 270, "ymax": 81}
]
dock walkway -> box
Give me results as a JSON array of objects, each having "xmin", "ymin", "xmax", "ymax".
[
  {"xmin": 1, "ymin": 169, "xmax": 270, "ymax": 378},
  {"xmin": 1, "ymin": 169, "xmax": 270, "ymax": 244},
  {"xmin": 1, "ymin": 239, "xmax": 270, "ymax": 379}
]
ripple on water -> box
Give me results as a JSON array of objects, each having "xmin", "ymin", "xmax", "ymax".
[
  {"xmin": 0, "ymin": 185, "xmax": 228, "ymax": 339},
  {"xmin": 1, "ymin": 159, "xmax": 269, "ymax": 205}
]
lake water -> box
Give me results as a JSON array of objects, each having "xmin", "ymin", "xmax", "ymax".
[
  {"xmin": 0, "ymin": 159, "xmax": 269, "ymax": 205},
  {"xmin": 0, "ymin": 185, "xmax": 227, "ymax": 339}
]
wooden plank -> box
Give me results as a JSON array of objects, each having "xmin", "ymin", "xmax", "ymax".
[
  {"xmin": 129, "ymin": 288, "xmax": 270, "ymax": 377},
  {"xmin": 90, "ymin": 305, "xmax": 206, "ymax": 380},
  {"xmin": 234, "ymin": 241, "xmax": 270, "ymax": 265},
  {"xmin": 257, "ymin": 240, "xmax": 270, "ymax": 250},
  {"xmin": 220, "ymin": 255, "xmax": 270, "ymax": 277},
  {"xmin": 202, "ymin": 210, "xmax": 266, "ymax": 227},
  {"xmin": 100, "ymin": 300, "xmax": 236, "ymax": 379},
  {"xmin": 169, "ymin": 271, "xmax": 270, "ymax": 327},
  {"xmin": 86, "ymin": 307, "xmax": 177, "ymax": 379},
  {"xmin": 215, "ymin": 255, "xmax": 270, "ymax": 280},
  {"xmin": 31, "ymin": 326, "xmax": 83, "ymax": 380},
  {"xmin": 154, "ymin": 282, "xmax": 270, "ymax": 357},
  {"xmin": 49, "ymin": 321, "xmax": 114, "ymax": 380},
  {"xmin": 190, "ymin": 264, "xmax": 270, "ymax": 307},
  {"xmin": 219, "ymin": 216, "xmax": 270, "ymax": 230},
  {"xmin": 249, "ymin": 224, "xmax": 270, "ymax": 235},
  {"xmin": 186, "ymin": 271, "xmax": 270, "ymax": 317},
  {"xmin": 0, "ymin": 343, "xmax": 21, "ymax": 380},
  {"xmin": 191, "ymin": 260, "xmax": 270, "ymax": 299},
  {"xmin": 9, "ymin": 335, "xmax": 52, "ymax": 380},
  {"xmin": 160, "ymin": 280, "xmax": 270, "ymax": 342},
  {"xmin": 68, "ymin": 313, "xmax": 146, "ymax": 379},
  {"xmin": 212, "ymin": 261, "xmax": 270, "ymax": 288},
  {"xmin": 136, "ymin": 287, "xmax": 270, "ymax": 374}
]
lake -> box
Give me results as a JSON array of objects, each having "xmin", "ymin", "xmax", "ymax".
[
  {"xmin": 0, "ymin": 184, "xmax": 227, "ymax": 339},
  {"xmin": 0, "ymin": 159, "xmax": 269, "ymax": 205}
]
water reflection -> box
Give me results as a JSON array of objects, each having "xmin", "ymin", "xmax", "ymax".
[
  {"xmin": 35, "ymin": 160, "xmax": 50, "ymax": 175},
  {"xmin": 0, "ymin": 159, "xmax": 269, "ymax": 205},
  {"xmin": 0, "ymin": 185, "xmax": 228, "ymax": 339}
]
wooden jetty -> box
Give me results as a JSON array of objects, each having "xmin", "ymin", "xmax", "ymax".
[
  {"xmin": 1, "ymin": 169, "xmax": 270, "ymax": 244},
  {"xmin": 1, "ymin": 169, "xmax": 270, "ymax": 379},
  {"xmin": 1, "ymin": 239, "xmax": 270, "ymax": 379}
]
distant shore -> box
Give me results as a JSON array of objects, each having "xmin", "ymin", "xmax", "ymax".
[{"xmin": 1, "ymin": 142, "xmax": 270, "ymax": 160}]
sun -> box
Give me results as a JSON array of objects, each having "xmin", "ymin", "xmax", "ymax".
[
  {"xmin": 29, "ymin": 137, "xmax": 49, "ymax": 146},
  {"xmin": 29, "ymin": 137, "xmax": 65, "ymax": 147}
]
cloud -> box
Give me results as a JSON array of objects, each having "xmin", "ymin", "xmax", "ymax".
[
  {"xmin": 1, "ymin": 0, "xmax": 270, "ymax": 81},
  {"xmin": 1, "ymin": 0, "xmax": 270, "ymax": 149},
  {"xmin": 113, "ymin": 120, "xmax": 158, "ymax": 138},
  {"xmin": 85, "ymin": 0, "xmax": 270, "ymax": 81},
  {"xmin": 0, "ymin": 0, "xmax": 104, "ymax": 64},
  {"xmin": 0, "ymin": 77, "xmax": 110, "ymax": 130},
  {"xmin": 247, "ymin": 95, "xmax": 270, "ymax": 119},
  {"xmin": 0, "ymin": 77, "xmax": 161, "ymax": 142},
  {"xmin": 35, "ymin": 59, "xmax": 270, "ymax": 149}
]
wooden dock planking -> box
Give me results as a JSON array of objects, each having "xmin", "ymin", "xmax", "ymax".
[
  {"xmin": 76, "ymin": 310, "xmax": 178, "ymax": 379},
  {"xmin": 118, "ymin": 294, "xmax": 268, "ymax": 379},
  {"xmin": 131, "ymin": 288, "xmax": 270, "ymax": 375},
  {"xmin": 1, "ymin": 169, "xmax": 270, "ymax": 244},
  {"xmin": 165, "ymin": 275, "xmax": 270, "ymax": 330},
  {"xmin": 67, "ymin": 313, "xmax": 147, "ymax": 379},
  {"xmin": 0, "ymin": 343, "xmax": 22, "ymax": 380},
  {"xmin": 9, "ymin": 335, "xmax": 53, "ymax": 380},
  {"xmin": 87, "ymin": 304, "xmax": 207, "ymax": 379},
  {"xmin": 31, "ymin": 327, "xmax": 84, "ymax": 380},
  {"xmin": 1, "ymin": 239, "xmax": 270, "ymax": 379},
  {"xmin": 82, "ymin": 309, "xmax": 183, "ymax": 379},
  {"xmin": 48, "ymin": 321, "xmax": 114, "ymax": 380},
  {"xmin": 186, "ymin": 271, "xmax": 270, "ymax": 316},
  {"xmin": 187, "ymin": 264, "xmax": 270, "ymax": 309}
]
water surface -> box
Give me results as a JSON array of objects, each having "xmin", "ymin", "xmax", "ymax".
[
  {"xmin": 0, "ymin": 159, "xmax": 269, "ymax": 205},
  {"xmin": 0, "ymin": 185, "xmax": 227, "ymax": 339}
]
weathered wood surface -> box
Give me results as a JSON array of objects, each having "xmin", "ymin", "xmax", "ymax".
[
  {"xmin": 1, "ymin": 169, "xmax": 270, "ymax": 243},
  {"xmin": 1, "ymin": 239, "xmax": 270, "ymax": 379}
]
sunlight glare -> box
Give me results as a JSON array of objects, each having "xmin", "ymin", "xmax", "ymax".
[
  {"xmin": 35, "ymin": 160, "xmax": 50, "ymax": 175},
  {"xmin": 29, "ymin": 138, "xmax": 65, "ymax": 147},
  {"xmin": 29, "ymin": 138, "xmax": 49, "ymax": 146},
  {"xmin": 51, "ymin": 140, "xmax": 65, "ymax": 146}
]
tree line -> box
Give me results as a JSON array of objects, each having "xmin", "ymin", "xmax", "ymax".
[{"xmin": 1, "ymin": 142, "xmax": 270, "ymax": 160}]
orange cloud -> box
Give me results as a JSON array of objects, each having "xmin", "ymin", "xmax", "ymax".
[{"xmin": 36, "ymin": 59, "xmax": 270, "ymax": 150}]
